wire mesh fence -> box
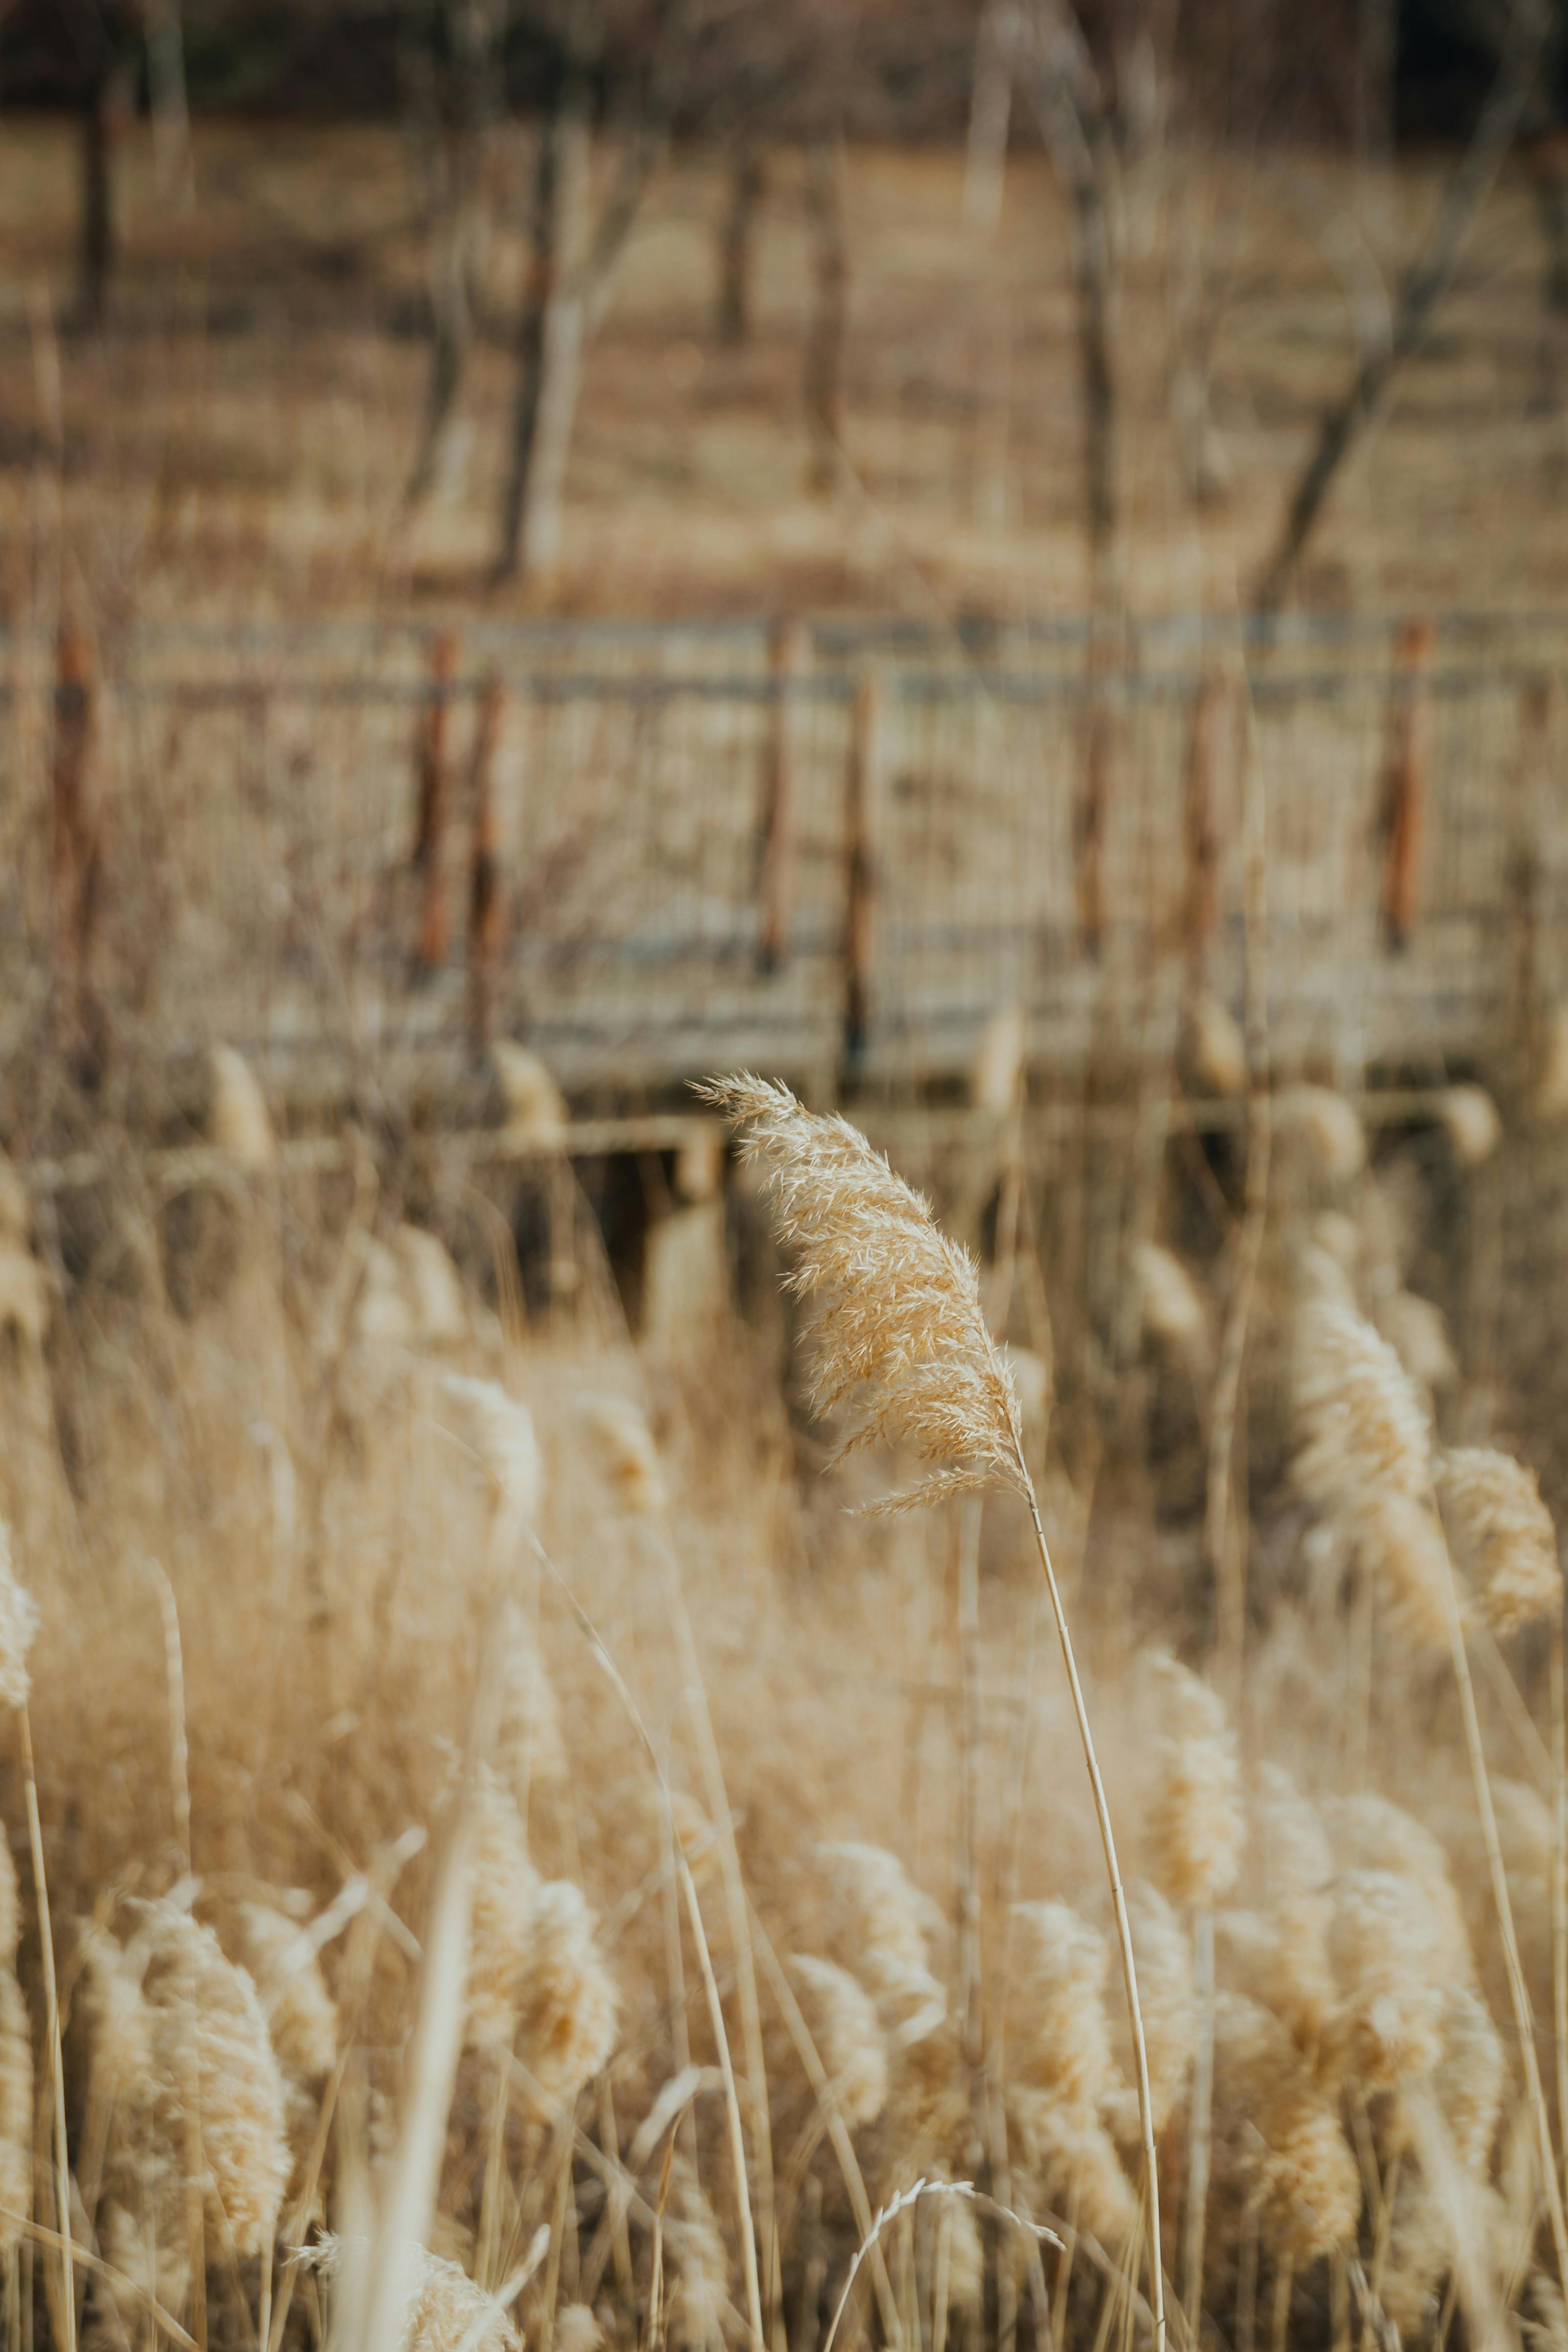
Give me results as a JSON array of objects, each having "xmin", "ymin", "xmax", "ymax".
[{"xmin": 3, "ymin": 616, "xmax": 1565, "ymax": 1094}]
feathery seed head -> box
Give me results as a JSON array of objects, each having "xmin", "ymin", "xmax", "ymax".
[
  {"xmin": 789, "ymin": 1953, "xmax": 890, "ymax": 2127},
  {"xmin": 0, "ymin": 1527, "xmax": 38, "ymax": 1711},
  {"xmin": 209, "ymin": 1045, "xmax": 275, "ymax": 1169},
  {"xmin": 1145, "ymin": 1652, "xmax": 1244, "ymax": 1910},
  {"xmin": 1293, "ymin": 1296, "xmax": 1432, "ymax": 1511},
  {"xmin": 1375, "ymin": 1289, "xmax": 1459, "ymax": 1396},
  {"xmin": 1105, "ymin": 1882, "xmax": 1194, "ymax": 2141},
  {"xmin": 1326, "ymin": 1867, "xmax": 1455, "ymax": 2086},
  {"xmin": 492, "ymin": 1042, "xmax": 569, "ymax": 1150},
  {"xmin": 700, "ymin": 1075, "xmax": 1026, "ymax": 1512},
  {"xmin": 584, "ymin": 1396, "xmax": 667, "ymax": 1516},
  {"xmin": 232, "ymin": 1903, "xmax": 339, "ymax": 2081},
  {"xmin": 466, "ymin": 1767, "xmax": 541, "ymax": 2049},
  {"xmin": 1009, "ymin": 1900, "xmax": 1119, "ymax": 2107},
  {"xmin": 1437, "ymin": 1445, "xmax": 1562, "ymax": 1638},
  {"xmin": 1357, "ymin": 1489, "xmax": 1464, "ymax": 1651},
  {"xmin": 1212, "ymin": 1994, "xmax": 1360, "ymax": 2263},
  {"xmin": 514, "ymin": 1878, "xmax": 619, "ymax": 2112},
  {"xmin": 438, "ymin": 1375, "xmax": 544, "ymax": 1526},
  {"xmin": 1439, "ymin": 1086, "xmax": 1502, "ymax": 1169},
  {"xmin": 1278, "ymin": 1087, "xmax": 1367, "ymax": 1182},
  {"xmin": 0, "ymin": 1971, "xmax": 32, "ymax": 2253}
]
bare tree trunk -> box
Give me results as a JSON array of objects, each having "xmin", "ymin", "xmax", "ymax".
[
  {"xmin": 1253, "ymin": 0, "xmax": 1551, "ymax": 617},
  {"xmin": 802, "ymin": 138, "xmax": 848, "ymax": 494},
  {"xmin": 145, "ymin": 0, "xmax": 193, "ymax": 205},
  {"xmin": 1356, "ymin": 0, "xmax": 1398, "ymax": 159},
  {"xmin": 716, "ymin": 144, "xmax": 764, "ymax": 345},
  {"xmin": 80, "ymin": 74, "xmax": 116, "ymax": 326},
  {"xmin": 498, "ymin": 66, "xmax": 593, "ymax": 580},
  {"xmin": 408, "ymin": 0, "xmax": 504, "ymax": 505},
  {"xmin": 965, "ymin": 2, "xmax": 1021, "ymax": 232},
  {"xmin": 1527, "ymin": 131, "xmax": 1568, "ymax": 317},
  {"xmin": 1024, "ymin": 6, "xmax": 1120, "ymax": 587}
]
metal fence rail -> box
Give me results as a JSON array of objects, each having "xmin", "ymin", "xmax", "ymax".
[{"xmin": 4, "ymin": 617, "xmax": 1565, "ymax": 1096}]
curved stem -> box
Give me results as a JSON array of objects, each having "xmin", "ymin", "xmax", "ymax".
[{"xmin": 1024, "ymin": 1490, "xmax": 1166, "ymax": 2352}]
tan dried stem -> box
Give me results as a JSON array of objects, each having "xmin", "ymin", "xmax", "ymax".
[{"xmin": 703, "ymin": 1072, "xmax": 1167, "ymax": 2352}]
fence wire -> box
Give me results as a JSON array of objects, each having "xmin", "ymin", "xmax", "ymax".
[{"xmin": 4, "ymin": 621, "xmax": 1565, "ymax": 1090}]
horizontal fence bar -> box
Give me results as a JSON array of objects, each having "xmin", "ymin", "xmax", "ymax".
[{"xmin": 0, "ymin": 661, "xmax": 1561, "ymax": 711}]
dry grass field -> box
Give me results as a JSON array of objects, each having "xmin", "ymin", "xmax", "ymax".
[
  {"xmin": 1, "ymin": 122, "xmax": 1567, "ymax": 621},
  {"xmin": 2, "ymin": 99, "xmax": 1568, "ymax": 2352}
]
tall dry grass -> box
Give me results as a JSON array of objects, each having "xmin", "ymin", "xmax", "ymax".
[{"xmin": 0, "ymin": 1067, "xmax": 1562, "ymax": 2352}]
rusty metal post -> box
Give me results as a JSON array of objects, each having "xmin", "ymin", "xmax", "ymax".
[
  {"xmin": 52, "ymin": 626, "xmax": 101, "ymax": 1022},
  {"xmin": 1181, "ymin": 671, "xmax": 1229, "ymax": 986},
  {"xmin": 757, "ymin": 616, "xmax": 806, "ymax": 974},
  {"xmin": 1076, "ymin": 636, "xmax": 1114, "ymax": 961},
  {"xmin": 1376, "ymin": 618, "xmax": 1435, "ymax": 953},
  {"xmin": 842, "ymin": 667, "xmax": 884, "ymax": 1065},
  {"xmin": 413, "ymin": 629, "xmax": 458, "ymax": 973},
  {"xmin": 467, "ymin": 673, "xmax": 506, "ymax": 1048}
]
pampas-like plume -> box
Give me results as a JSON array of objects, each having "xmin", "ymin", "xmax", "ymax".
[
  {"xmin": 209, "ymin": 1045, "xmax": 275, "ymax": 1169},
  {"xmin": 1327, "ymin": 1792, "xmax": 1477, "ymax": 1985},
  {"xmin": 1146, "ymin": 1653, "xmax": 1244, "ymax": 1911},
  {"xmin": 1249, "ymin": 1766, "xmax": 1336, "ymax": 2048},
  {"xmin": 514, "ymin": 1878, "xmax": 619, "ymax": 2111},
  {"xmin": 710, "ymin": 1071, "xmax": 1167, "ymax": 2349},
  {"xmin": 492, "ymin": 1041, "xmax": 569, "ymax": 1150},
  {"xmin": 1188, "ymin": 993, "xmax": 1247, "ymax": 1098},
  {"xmin": 970, "ymin": 1002, "xmax": 1026, "ymax": 1116},
  {"xmin": 311, "ymin": 2235, "xmax": 519, "ymax": 2352},
  {"xmin": 1326, "ymin": 1868, "xmax": 1457, "ymax": 2085},
  {"xmin": 1210, "ymin": 1993, "xmax": 1360, "ymax": 2264},
  {"xmin": 1009, "ymin": 1900, "xmax": 1121, "ymax": 2106},
  {"xmin": 1135, "ymin": 1244, "xmax": 1213, "ymax": 1376},
  {"xmin": 820, "ymin": 1840, "xmax": 942, "ymax": 2020},
  {"xmin": 1437, "ymin": 1445, "xmax": 1562, "ymax": 1638},
  {"xmin": 0, "ymin": 1970, "xmax": 32, "ymax": 2255},
  {"xmin": 1106, "ymin": 1883, "xmax": 1195, "ymax": 2139},
  {"xmin": 556, "ymin": 2307, "xmax": 603, "ymax": 2352},
  {"xmin": 1277, "ymin": 1087, "xmax": 1367, "ymax": 1182},
  {"xmin": 789, "ymin": 1954, "xmax": 890, "ymax": 2128},
  {"xmin": 1358, "ymin": 1489, "xmax": 1462, "ymax": 1651},
  {"xmin": 585, "ymin": 1396, "xmax": 668, "ymax": 1516},
  {"xmin": 1375, "ymin": 1287, "xmax": 1459, "ymax": 1396},
  {"xmin": 465, "ymin": 1768, "xmax": 541, "ymax": 2049},
  {"xmin": 0, "ymin": 1525, "xmax": 39, "ymax": 1710},
  {"xmin": 439, "ymin": 1374, "xmax": 545, "ymax": 1528},
  {"xmin": 1293, "ymin": 1294, "xmax": 1431, "ymax": 1509},
  {"xmin": 90, "ymin": 1902, "xmax": 290, "ymax": 2298},
  {"xmin": 1007, "ymin": 2092, "xmax": 1138, "ymax": 2245},
  {"xmin": 230, "ymin": 1902, "xmax": 339, "ymax": 2081},
  {"xmin": 1439, "ymin": 1085, "xmax": 1503, "ymax": 1168},
  {"xmin": 495, "ymin": 1621, "xmax": 567, "ymax": 1793},
  {"xmin": 664, "ymin": 2153, "xmax": 730, "ymax": 2352},
  {"xmin": 699, "ymin": 1076, "xmax": 1025, "ymax": 1512}
]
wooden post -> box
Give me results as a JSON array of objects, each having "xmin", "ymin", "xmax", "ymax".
[
  {"xmin": 412, "ymin": 629, "xmax": 458, "ymax": 974},
  {"xmin": 1182, "ymin": 672, "xmax": 1229, "ymax": 985},
  {"xmin": 1076, "ymin": 643, "xmax": 1112, "ymax": 962},
  {"xmin": 52, "ymin": 627, "xmax": 100, "ymax": 1020},
  {"xmin": 467, "ymin": 674, "xmax": 506, "ymax": 1049},
  {"xmin": 842, "ymin": 668, "xmax": 884, "ymax": 1065},
  {"xmin": 1376, "ymin": 617, "xmax": 1435, "ymax": 953},
  {"xmin": 1507, "ymin": 674, "xmax": 1559, "ymax": 1087},
  {"xmin": 757, "ymin": 617, "xmax": 806, "ymax": 974}
]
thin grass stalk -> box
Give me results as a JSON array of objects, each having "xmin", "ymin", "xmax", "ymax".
[
  {"xmin": 1025, "ymin": 1494, "xmax": 1165, "ymax": 2352},
  {"xmin": 1207, "ymin": 699, "xmax": 1270, "ymax": 1699},
  {"xmin": 1553, "ymin": 1619, "xmax": 1568, "ymax": 2188},
  {"xmin": 528, "ymin": 1533, "xmax": 765, "ymax": 2351},
  {"xmin": 747, "ymin": 1905, "xmax": 904, "ymax": 2349},
  {"xmin": 539, "ymin": 2130, "xmax": 573, "ymax": 2352},
  {"xmin": 657, "ymin": 1542, "xmax": 779, "ymax": 2348},
  {"xmin": 956, "ymin": 1496, "xmax": 984, "ymax": 2071},
  {"xmin": 142, "ymin": 1559, "xmax": 191, "ymax": 1876},
  {"xmin": 18, "ymin": 1706, "xmax": 75, "ymax": 2352},
  {"xmin": 1434, "ymin": 1527, "xmax": 1568, "ymax": 2286},
  {"xmin": 1180, "ymin": 1907, "xmax": 1215, "ymax": 2334}
]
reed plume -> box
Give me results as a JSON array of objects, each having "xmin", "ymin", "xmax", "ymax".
[
  {"xmin": 312, "ymin": 2235, "xmax": 519, "ymax": 2352},
  {"xmin": 789, "ymin": 1954, "xmax": 890, "ymax": 2128},
  {"xmin": 0, "ymin": 1526, "xmax": 38, "ymax": 1710},
  {"xmin": 1006, "ymin": 1900, "xmax": 1138, "ymax": 2242},
  {"xmin": 707, "ymin": 1071, "xmax": 1169, "ymax": 2348},
  {"xmin": 229, "ymin": 1902, "xmax": 339, "ymax": 2082},
  {"xmin": 464, "ymin": 1767, "xmax": 541, "ymax": 2049},
  {"xmin": 1210, "ymin": 1993, "xmax": 1359, "ymax": 2266},
  {"xmin": 1437, "ymin": 1445, "xmax": 1562, "ymax": 1637},
  {"xmin": 513, "ymin": 1878, "xmax": 619, "ymax": 2111},
  {"xmin": 1146, "ymin": 1653, "xmax": 1244, "ymax": 1911}
]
